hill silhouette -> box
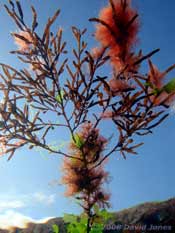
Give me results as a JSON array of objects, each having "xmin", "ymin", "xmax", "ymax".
[{"xmin": 0, "ymin": 197, "xmax": 174, "ymax": 233}]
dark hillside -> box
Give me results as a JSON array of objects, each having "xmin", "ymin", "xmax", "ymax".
[{"xmin": 0, "ymin": 198, "xmax": 174, "ymax": 233}]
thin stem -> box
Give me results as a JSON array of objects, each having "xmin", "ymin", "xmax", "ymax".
[{"xmin": 87, "ymin": 216, "xmax": 91, "ymax": 233}]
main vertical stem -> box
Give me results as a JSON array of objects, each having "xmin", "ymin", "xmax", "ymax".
[
  {"xmin": 86, "ymin": 192, "xmax": 92, "ymax": 233},
  {"xmin": 87, "ymin": 216, "xmax": 91, "ymax": 233}
]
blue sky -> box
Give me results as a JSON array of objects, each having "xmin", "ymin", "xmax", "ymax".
[{"xmin": 0, "ymin": 0, "xmax": 174, "ymax": 229}]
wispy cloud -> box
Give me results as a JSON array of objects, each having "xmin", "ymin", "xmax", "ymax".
[
  {"xmin": 0, "ymin": 210, "xmax": 53, "ymax": 229},
  {"xmin": 0, "ymin": 191, "xmax": 56, "ymax": 229},
  {"xmin": 33, "ymin": 192, "xmax": 56, "ymax": 205},
  {"xmin": 0, "ymin": 200, "xmax": 25, "ymax": 211},
  {"xmin": 0, "ymin": 191, "xmax": 56, "ymax": 213}
]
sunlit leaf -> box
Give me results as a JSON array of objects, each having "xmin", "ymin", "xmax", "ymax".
[
  {"xmin": 72, "ymin": 134, "xmax": 84, "ymax": 149},
  {"xmin": 55, "ymin": 90, "xmax": 64, "ymax": 104},
  {"xmin": 64, "ymin": 213, "xmax": 87, "ymax": 233},
  {"xmin": 100, "ymin": 209, "xmax": 113, "ymax": 221},
  {"xmin": 163, "ymin": 78, "xmax": 175, "ymax": 93},
  {"xmin": 52, "ymin": 224, "xmax": 59, "ymax": 233}
]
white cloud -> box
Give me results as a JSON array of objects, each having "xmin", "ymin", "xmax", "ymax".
[
  {"xmin": 0, "ymin": 210, "xmax": 53, "ymax": 229},
  {"xmin": 0, "ymin": 191, "xmax": 56, "ymax": 229},
  {"xmin": 33, "ymin": 192, "xmax": 56, "ymax": 205},
  {"xmin": 0, "ymin": 191, "xmax": 56, "ymax": 213},
  {"xmin": 0, "ymin": 200, "xmax": 25, "ymax": 211}
]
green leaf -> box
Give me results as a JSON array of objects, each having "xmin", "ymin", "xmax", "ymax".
[
  {"xmin": 144, "ymin": 81, "xmax": 153, "ymax": 87},
  {"xmin": 64, "ymin": 213, "xmax": 87, "ymax": 233},
  {"xmin": 144, "ymin": 82, "xmax": 160, "ymax": 95},
  {"xmin": 163, "ymin": 78, "xmax": 175, "ymax": 93},
  {"xmin": 90, "ymin": 223, "xmax": 103, "ymax": 233},
  {"xmin": 79, "ymin": 213, "xmax": 87, "ymax": 225},
  {"xmin": 92, "ymin": 207, "xmax": 114, "ymax": 226},
  {"xmin": 100, "ymin": 209, "xmax": 113, "ymax": 221},
  {"xmin": 73, "ymin": 134, "xmax": 84, "ymax": 149},
  {"xmin": 93, "ymin": 205, "xmax": 100, "ymax": 215},
  {"xmin": 52, "ymin": 224, "xmax": 59, "ymax": 233},
  {"xmin": 151, "ymin": 88, "xmax": 163, "ymax": 96},
  {"xmin": 55, "ymin": 90, "xmax": 64, "ymax": 104},
  {"xmin": 63, "ymin": 211, "xmax": 112, "ymax": 233}
]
